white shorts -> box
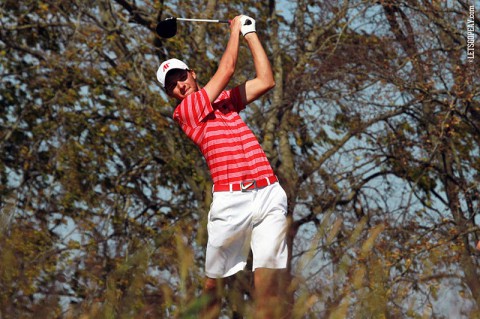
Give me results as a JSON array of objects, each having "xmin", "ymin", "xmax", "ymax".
[{"xmin": 205, "ymin": 182, "xmax": 288, "ymax": 278}]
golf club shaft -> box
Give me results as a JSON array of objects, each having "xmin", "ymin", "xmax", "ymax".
[{"xmin": 176, "ymin": 18, "xmax": 230, "ymax": 24}]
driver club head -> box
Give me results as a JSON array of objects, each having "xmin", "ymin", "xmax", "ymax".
[{"xmin": 156, "ymin": 17, "xmax": 177, "ymax": 38}]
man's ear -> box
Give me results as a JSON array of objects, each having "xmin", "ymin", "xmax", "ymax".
[{"xmin": 190, "ymin": 70, "xmax": 196, "ymax": 80}]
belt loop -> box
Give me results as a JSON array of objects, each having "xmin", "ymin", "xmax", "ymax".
[
  {"xmin": 229, "ymin": 184, "xmax": 233, "ymax": 193},
  {"xmin": 266, "ymin": 177, "xmax": 271, "ymax": 186}
]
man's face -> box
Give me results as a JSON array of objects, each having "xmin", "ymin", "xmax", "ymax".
[{"xmin": 165, "ymin": 69, "xmax": 198, "ymax": 100}]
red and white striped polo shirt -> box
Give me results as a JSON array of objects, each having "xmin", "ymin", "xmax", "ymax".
[{"xmin": 173, "ymin": 87, "xmax": 274, "ymax": 185}]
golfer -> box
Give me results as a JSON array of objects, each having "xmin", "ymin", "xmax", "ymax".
[{"xmin": 157, "ymin": 15, "xmax": 288, "ymax": 318}]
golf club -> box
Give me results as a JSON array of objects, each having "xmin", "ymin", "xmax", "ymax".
[{"xmin": 156, "ymin": 17, "xmax": 231, "ymax": 38}]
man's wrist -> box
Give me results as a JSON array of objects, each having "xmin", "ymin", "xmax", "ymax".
[{"xmin": 244, "ymin": 32, "xmax": 257, "ymax": 40}]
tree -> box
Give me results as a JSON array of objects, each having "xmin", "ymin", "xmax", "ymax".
[{"xmin": 1, "ymin": 0, "xmax": 479, "ymax": 318}]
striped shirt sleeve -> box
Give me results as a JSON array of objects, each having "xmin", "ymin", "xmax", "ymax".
[
  {"xmin": 212, "ymin": 87, "xmax": 246, "ymax": 112},
  {"xmin": 229, "ymin": 86, "xmax": 246, "ymax": 112},
  {"xmin": 173, "ymin": 89, "xmax": 214, "ymax": 128}
]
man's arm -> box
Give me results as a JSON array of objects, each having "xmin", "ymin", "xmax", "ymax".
[
  {"xmin": 240, "ymin": 31, "xmax": 276, "ymax": 105},
  {"xmin": 203, "ymin": 16, "xmax": 242, "ymax": 103}
]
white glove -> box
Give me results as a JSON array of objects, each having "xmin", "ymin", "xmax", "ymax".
[{"xmin": 240, "ymin": 15, "xmax": 256, "ymax": 36}]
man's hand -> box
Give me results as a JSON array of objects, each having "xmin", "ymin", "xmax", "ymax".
[
  {"xmin": 229, "ymin": 15, "xmax": 242, "ymax": 35},
  {"xmin": 240, "ymin": 15, "xmax": 256, "ymax": 36}
]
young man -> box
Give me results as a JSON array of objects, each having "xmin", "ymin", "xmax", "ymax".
[{"xmin": 157, "ymin": 15, "xmax": 289, "ymax": 318}]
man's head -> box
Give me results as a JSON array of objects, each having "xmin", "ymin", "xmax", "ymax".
[{"xmin": 157, "ymin": 58, "xmax": 199, "ymax": 100}]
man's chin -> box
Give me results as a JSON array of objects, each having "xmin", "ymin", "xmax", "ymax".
[{"xmin": 174, "ymin": 88, "xmax": 197, "ymax": 101}]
